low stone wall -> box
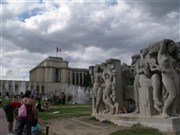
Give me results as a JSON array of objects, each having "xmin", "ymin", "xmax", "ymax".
[{"xmin": 92, "ymin": 114, "xmax": 180, "ymax": 135}]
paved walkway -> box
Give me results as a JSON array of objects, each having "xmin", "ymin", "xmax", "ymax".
[{"xmin": 0, "ymin": 107, "xmax": 8, "ymax": 135}]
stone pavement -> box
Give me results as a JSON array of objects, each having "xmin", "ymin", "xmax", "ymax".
[{"xmin": 0, "ymin": 107, "xmax": 8, "ymax": 135}]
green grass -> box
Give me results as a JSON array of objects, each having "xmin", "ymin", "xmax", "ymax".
[
  {"xmin": 110, "ymin": 124, "xmax": 164, "ymax": 135},
  {"xmin": 38, "ymin": 104, "xmax": 92, "ymax": 120}
]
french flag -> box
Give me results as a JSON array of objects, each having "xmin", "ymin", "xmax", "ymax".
[{"xmin": 56, "ymin": 47, "xmax": 61, "ymax": 52}]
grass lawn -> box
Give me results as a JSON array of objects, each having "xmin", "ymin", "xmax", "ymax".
[
  {"xmin": 38, "ymin": 104, "xmax": 92, "ymax": 120},
  {"xmin": 110, "ymin": 124, "xmax": 165, "ymax": 135}
]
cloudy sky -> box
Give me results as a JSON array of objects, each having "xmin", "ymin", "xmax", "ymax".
[{"xmin": 0, "ymin": 0, "xmax": 179, "ymax": 80}]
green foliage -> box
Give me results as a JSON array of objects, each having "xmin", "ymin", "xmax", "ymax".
[
  {"xmin": 110, "ymin": 124, "xmax": 164, "ymax": 135},
  {"xmin": 38, "ymin": 104, "xmax": 92, "ymax": 120}
]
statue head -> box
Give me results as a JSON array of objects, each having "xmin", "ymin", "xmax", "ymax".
[
  {"xmin": 162, "ymin": 39, "xmax": 176, "ymax": 54},
  {"xmin": 100, "ymin": 63, "xmax": 106, "ymax": 70},
  {"xmin": 94, "ymin": 64, "xmax": 101, "ymax": 73},
  {"xmin": 168, "ymin": 43, "xmax": 175, "ymax": 54},
  {"xmin": 131, "ymin": 54, "xmax": 140, "ymax": 65},
  {"xmin": 121, "ymin": 63, "xmax": 128, "ymax": 68},
  {"xmin": 140, "ymin": 48, "xmax": 149, "ymax": 58},
  {"xmin": 148, "ymin": 41, "xmax": 161, "ymax": 55}
]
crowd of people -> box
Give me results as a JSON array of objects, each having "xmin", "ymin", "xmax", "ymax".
[
  {"xmin": 1, "ymin": 90, "xmax": 63, "ymax": 135},
  {"xmin": 2, "ymin": 90, "xmax": 39, "ymax": 135}
]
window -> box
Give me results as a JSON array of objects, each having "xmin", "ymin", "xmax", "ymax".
[
  {"xmin": 55, "ymin": 69, "xmax": 59, "ymax": 82},
  {"xmin": 41, "ymin": 86, "xmax": 45, "ymax": 94},
  {"xmin": 72, "ymin": 72, "xmax": 75, "ymax": 85},
  {"xmin": 76, "ymin": 72, "xmax": 79, "ymax": 85},
  {"xmin": 80, "ymin": 73, "xmax": 82, "ymax": 86}
]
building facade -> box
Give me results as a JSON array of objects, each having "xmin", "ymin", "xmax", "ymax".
[{"xmin": 0, "ymin": 56, "xmax": 89, "ymax": 95}]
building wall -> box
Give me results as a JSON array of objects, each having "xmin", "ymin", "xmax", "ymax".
[
  {"xmin": 0, "ymin": 80, "xmax": 46, "ymax": 95},
  {"xmin": 0, "ymin": 57, "xmax": 89, "ymax": 95},
  {"xmin": 30, "ymin": 57, "xmax": 88, "ymax": 86}
]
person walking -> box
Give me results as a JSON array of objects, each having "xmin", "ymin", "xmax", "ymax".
[
  {"xmin": 3, "ymin": 100, "xmax": 21, "ymax": 135},
  {"xmin": 15, "ymin": 90, "xmax": 37, "ymax": 135},
  {"xmin": 0, "ymin": 92, "xmax": 2, "ymax": 107}
]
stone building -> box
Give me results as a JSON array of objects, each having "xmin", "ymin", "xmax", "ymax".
[{"xmin": 0, "ymin": 56, "xmax": 88, "ymax": 95}]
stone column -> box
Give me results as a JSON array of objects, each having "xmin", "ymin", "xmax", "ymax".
[
  {"xmin": 139, "ymin": 76, "xmax": 158, "ymax": 116},
  {"xmin": 45, "ymin": 68, "xmax": 49, "ymax": 82},
  {"xmin": 106, "ymin": 59, "xmax": 123, "ymax": 113}
]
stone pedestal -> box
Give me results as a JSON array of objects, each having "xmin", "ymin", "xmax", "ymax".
[
  {"xmin": 93, "ymin": 114, "xmax": 180, "ymax": 135},
  {"xmin": 139, "ymin": 86, "xmax": 157, "ymax": 116}
]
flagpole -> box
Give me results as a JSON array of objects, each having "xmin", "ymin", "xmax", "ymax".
[
  {"xmin": 56, "ymin": 47, "xmax": 57, "ymax": 57},
  {"xmin": 56, "ymin": 47, "xmax": 61, "ymax": 57}
]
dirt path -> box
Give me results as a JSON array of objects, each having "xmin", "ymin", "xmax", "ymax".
[
  {"xmin": 0, "ymin": 108, "xmax": 9, "ymax": 135},
  {"xmin": 42, "ymin": 116, "xmax": 127, "ymax": 135}
]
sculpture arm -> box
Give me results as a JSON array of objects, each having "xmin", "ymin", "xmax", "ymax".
[
  {"xmin": 158, "ymin": 40, "xmax": 166, "ymax": 55},
  {"xmin": 138, "ymin": 67, "xmax": 145, "ymax": 74},
  {"xmin": 149, "ymin": 61, "xmax": 161, "ymax": 72}
]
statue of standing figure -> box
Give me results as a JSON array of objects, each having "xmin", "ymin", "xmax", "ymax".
[
  {"xmin": 100, "ymin": 63, "xmax": 115, "ymax": 114},
  {"xmin": 138, "ymin": 47, "xmax": 162, "ymax": 112},
  {"xmin": 157, "ymin": 39, "xmax": 179, "ymax": 118},
  {"xmin": 92, "ymin": 64, "xmax": 104, "ymax": 113},
  {"xmin": 130, "ymin": 54, "xmax": 141, "ymax": 113}
]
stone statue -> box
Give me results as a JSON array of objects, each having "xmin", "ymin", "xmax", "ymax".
[
  {"xmin": 131, "ymin": 54, "xmax": 141, "ymax": 113},
  {"xmin": 89, "ymin": 39, "xmax": 180, "ymax": 135},
  {"xmin": 157, "ymin": 39, "xmax": 179, "ymax": 118},
  {"xmin": 100, "ymin": 63, "xmax": 115, "ymax": 114},
  {"xmin": 90, "ymin": 39, "xmax": 180, "ymax": 118},
  {"xmin": 92, "ymin": 64, "xmax": 105, "ymax": 113},
  {"xmin": 143, "ymin": 46, "xmax": 162, "ymax": 112},
  {"xmin": 175, "ymin": 42, "xmax": 180, "ymax": 114}
]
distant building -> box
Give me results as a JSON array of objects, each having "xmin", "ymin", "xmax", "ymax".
[{"xmin": 0, "ymin": 56, "xmax": 89, "ymax": 95}]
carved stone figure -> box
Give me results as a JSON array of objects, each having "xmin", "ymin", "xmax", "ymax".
[
  {"xmin": 100, "ymin": 63, "xmax": 115, "ymax": 114},
  {"xmin": 131, "ymin": 54, "xmax": 141, "ymax": 113},
  {"xmin": 90, "ymin": 39, "xmax": 180, "ymax": 119},
  {"xmin": 157, "ymin": 39, "xmax": 179, "ymax": 118},
  {"xmin": 148, "ymin": 45, "xmax": 163, "ymax": 113},
  {"xmin": 93, "ymin": 64, "xmax": 104, "ymax": 113},
  {"xmin": 175, "ymin": 42, "xmax": 180, "ymax": 114}
]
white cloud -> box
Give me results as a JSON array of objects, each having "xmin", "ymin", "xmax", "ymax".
[{"xmin": 1, "ymin": 1, "xmax": 179, "ymax": 80}]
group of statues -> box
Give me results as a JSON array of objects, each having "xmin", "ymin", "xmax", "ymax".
[
  {"xmin": 90, "ymin": 39, "xmax": 180, "ymax": 118},
  {"xmin": 89, "ymin": 59, "xmax": 123, "ymax": 115}
]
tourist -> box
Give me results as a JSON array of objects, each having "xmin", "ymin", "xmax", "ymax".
[
  {"xmin": 6, "ymin": 91, "xmax": 10, "ymax": 100},
  {"xmin": 43, "ymin": 102, "xmax": 50, "ymax": 111},
  {"xmin": 36, "ymin": 100, "xmax": 44, "ymax": 112},
  {"xmin": 0, "ymin": 92, "xmax": 2, "ymax": 107},
  {"xmin": 61, "ymin": 92, "xmax": 66, "ymax": 105},
  {"xmin": 15, "ymin": 90, "xmax": 37, "ymax": 135},
  {"xmin": 3, "ymin": 100, "xmax": 21, "ymax": 135}
]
